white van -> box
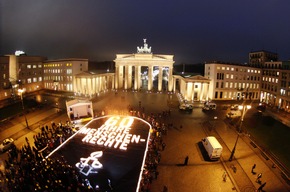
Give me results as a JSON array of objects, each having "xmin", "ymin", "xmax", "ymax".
[
  {"xmin": 202, "ymin": 136, "xmax": 223, "ymax": 160},
  {"xmin": 226, "ymin": 110, "xmax": 241, "ymax": 118},
  {"xmin": 179, "ymin": 103, "xmax": 193, "ymax": 111},
  {"xmin": 203, "ymin": 102, "xmax": 217, "ymax": 111}
]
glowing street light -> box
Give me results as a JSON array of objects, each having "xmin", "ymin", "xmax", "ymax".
[
  {"xmin": 229, "ymin": 104, "xmax": 251, "ymax": 161},
  {"xmin": 18, "ymin": 89, "xmax": 29, "ymax": 129}
]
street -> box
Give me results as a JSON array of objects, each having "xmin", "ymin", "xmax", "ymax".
[{"xmin": 0, "ymin": 91, "xmax": 289, "ymax": 192}]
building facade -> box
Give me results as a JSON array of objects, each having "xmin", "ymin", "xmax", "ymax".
[
  {"xmin": 0, "ymin": 56, "xmax": 10, "ymax": 100},
  {"xmin": 204, "ymin": 62, "xmax": 262, "ymax": 101},
  {"xmin": 249, "ymin": 50, "xmax": 278, "ymax": 67},
  {"xmin": 260, "ymin": 61, "xmax": 290, "ymax": 112},
  {"xmin": 114, "ymin": 39, "xmax": 174, "ymax": 92},
  {"xmin": 0, "ymin": 54, "xmax": 47, "ymax": 101},
  {"xmin": 43, "ymin": 59, "xmax": 88, "ymax": 92},
  {"xmin": 1, "ymin": 48, "xmax": 290, "ymax": 112},
  {"xmin": 173, "ymin": 75, "xmax": 210, "ymax": 102},
  {"xmin": 74, "ymin": 71, "xmax": 114, "ymax": 97}
]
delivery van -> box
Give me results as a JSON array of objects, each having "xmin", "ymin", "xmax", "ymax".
[
  {"xmin": 202, "ymin": 102, "xmax": 217, "ymax": 111},
  {"xmin": 179, "ymin": 103, "xmax": 193, "ymax": 111},
  {"xmin": 201, "ymin": 136, "xmax": 223, "ymax": 160},
  {"xmin": 226, "ymin": 110, "xmax": 241, "ymax": 118}
]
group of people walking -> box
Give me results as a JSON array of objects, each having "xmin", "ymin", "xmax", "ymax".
[{"xmin": 251, "ymin": 164, "xmax": 267, "ymax": 192}]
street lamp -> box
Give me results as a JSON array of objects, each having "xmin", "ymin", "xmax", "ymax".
[
  {"xmin": 229, "ymin": 104, "xmax": 251, "ymax": 161},
  {"xmin": 18, "ymin": 89, "xmax": 29, "ymax": 129}
]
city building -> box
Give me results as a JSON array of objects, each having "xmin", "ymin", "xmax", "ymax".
[
  {"xmin": 0, "ymin": 56, "xmax": 10, "ymax": 100},
  {"xmin": 1, "ymin": 46, "xmax": 290, "ymax": 112},
  {"xmin": 204, "ymin": 62, "xmax": 262, "ymax": 101},
  {"xmin": 0, "ymin": 54, "xmax": 46, "ymax": 101},
  {"xmin": 260, "ymin": 61, "xmax": 290, "ymax": 112},
  {"xmin": 173, "ymin": 75, "xmax": 210, "ymax": 102},
  {"xmin": 43, "ymin": 58, "xmax": 88, "ymax": 92},
  {"xmin": 74, "ymin": 71, "xmax": 114, "ymax": 97},
  {"xmin": 249, "ymin": 50, "xmax": 278, "ymax": 67}
]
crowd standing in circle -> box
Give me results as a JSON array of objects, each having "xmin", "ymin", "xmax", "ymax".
[{"xmin": 0, "ymin": 102, "xmax": 172, "ymax": 192}]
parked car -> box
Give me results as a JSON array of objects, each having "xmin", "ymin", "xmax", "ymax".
[
  {"xmin": 0, "ymin": 138, "xmax": 15, "ymax": 152},
  {"xmin": 179, "ymin": 103, "xmax": 193, "ymax": 111},
  {"xmin": 257, "ymin": 103, "xmax": 266, "ymax": 112}
]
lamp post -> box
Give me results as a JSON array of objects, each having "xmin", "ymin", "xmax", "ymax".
[
  {"xmin": 229, "ymin": 104, "xmax": 251, "ymax": 161},
  {"xmin": 18, "ymin": 89, "xmax": 29, "ymax": 129}
]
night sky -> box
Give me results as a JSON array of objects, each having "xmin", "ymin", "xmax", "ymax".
[{"xmin": 1, "ymin": 1, "xmax": 290, "ymax": 64}]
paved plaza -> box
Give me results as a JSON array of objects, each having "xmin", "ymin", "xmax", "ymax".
[{"xmin": 0, "ymin": 91, "xmax": 290, "ymax": 192}]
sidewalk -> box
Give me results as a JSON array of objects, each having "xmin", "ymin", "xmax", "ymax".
[
  {"xmin": 213, "ymin": 119, "xmax": 290, "ymax": 192},
  {"xmin": 0, "ymin": 108, "xmax": 58, "ymax": 140},
  {"xmin": 154, "ymin": 96, "xmax": 290, "ymax": 192}
]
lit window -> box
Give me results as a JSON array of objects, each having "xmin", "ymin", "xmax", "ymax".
[
  {"xmin": 33, "ymin": 65, "xmax": 37, "ymax": 68},
  {"xmin": 33, "ymin": 77, "xmax": 37, "ymax": 82},
  {"xmin": 27, "ymin": 65, "xmax": 31, "ymax": 69},
  {"xmin": 27, "ymin": 78, "xmax": 32, "ymax": 83}
]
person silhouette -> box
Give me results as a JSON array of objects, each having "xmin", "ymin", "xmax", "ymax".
[{"xmin": 184, "ymin": 156, "xmax": 189, "ymax": 166}]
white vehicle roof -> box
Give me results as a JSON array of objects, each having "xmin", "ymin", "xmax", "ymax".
[{"xmin": 205, "ymin": 136, "xmax": 222, "ymax": 149}]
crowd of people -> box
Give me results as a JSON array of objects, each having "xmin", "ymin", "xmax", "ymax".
[
  {"xmin": 1, "ymin": 122, "xmax": 96, "ymax": 192},
  {"xmin": 0, "ymin": 103, "xmax": 172, "ymax": 192},
  {"xmin": 139, "ymin": 113, "xmax": 169, "ymax": 192}
]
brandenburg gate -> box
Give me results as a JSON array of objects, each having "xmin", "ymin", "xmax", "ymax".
[{"xmin": 114, "ymin": 39, "xmax": 174, "ymax": 92}]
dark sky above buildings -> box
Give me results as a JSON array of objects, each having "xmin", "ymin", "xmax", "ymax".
[{"xmin": 1, "ymin": 1, "xmax": 290, "ymax": 64}]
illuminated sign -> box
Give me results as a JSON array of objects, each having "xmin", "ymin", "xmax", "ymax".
[
  {"xmin": 75, "ymin": 151, "xmax": 103, "ymax": 176},
  {"xmin": 47, "ymin": 115, "xmax": 151, "ymax": 191},
  {"xmin": 79, "ymin": 116, "xmax": 146, "ymax": 150}
]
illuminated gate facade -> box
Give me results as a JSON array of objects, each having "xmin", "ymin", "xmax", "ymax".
[{"xmin": 114, "ymin": 39, "xmax": 174, "ymax": 92}]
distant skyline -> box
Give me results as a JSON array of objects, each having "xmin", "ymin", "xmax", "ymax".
[{"xmin": 1, "ymin": 1, "xmax": 290, "ymax": 64}]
